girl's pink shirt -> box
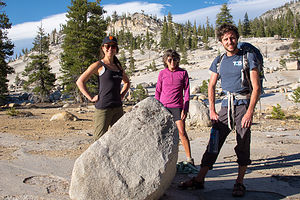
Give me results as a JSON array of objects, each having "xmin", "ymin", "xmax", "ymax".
[{"xmin": 155, "ymin": 67, "xmax": 190, "ymax": 111}]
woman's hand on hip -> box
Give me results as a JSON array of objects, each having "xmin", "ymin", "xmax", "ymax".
[{"xmin": 90, "ymin": 95, "xmax": 98, "ymax": 102}]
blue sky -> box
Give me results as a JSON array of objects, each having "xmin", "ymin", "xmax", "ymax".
[
  {"xmin": 5, "ymin": 0, "xmax": 229, "ymax": 25},
  {"xmin": 5, "ymin": 0, "xmax": 291, "ymax": 57}
]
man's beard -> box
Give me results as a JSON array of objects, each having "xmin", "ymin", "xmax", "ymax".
[{"xmin": 224, "ymin": 44, "xmax": 238, "ymax": 53}]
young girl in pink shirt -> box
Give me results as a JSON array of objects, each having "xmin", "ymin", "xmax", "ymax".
[{"xmin": 155, "ymin": 49, "xmax": 193, "ymax": 165}]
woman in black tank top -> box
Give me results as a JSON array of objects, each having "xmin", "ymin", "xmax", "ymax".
[{"xmin": 76, "ymin": 36, "xmax": 130, "ymax": 141}]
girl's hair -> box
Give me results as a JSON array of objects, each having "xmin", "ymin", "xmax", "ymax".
[
  {"xmin": 162, "ymin": 49, "xmax": 180, "ymax": 68},
  {"xmin": 216, "ymin": 23, "xmax": 240, "ymax": 42}
]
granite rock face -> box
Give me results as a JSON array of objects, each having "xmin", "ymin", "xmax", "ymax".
[
  {"xmin": 69, "ymin": 97, "xmax": 178, "ymax": 200},
  {"xmin": 186, "ymin": 100, "xmax": 211, "ymax": 127}
]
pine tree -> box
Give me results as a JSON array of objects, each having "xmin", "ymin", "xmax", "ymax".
[
  {"xmin": 238, "ymin": 19, "xmax": 243, "ymax": 35},
  {"xmin": 201, "ymin": 24, "xmax": 206, "ymax": 37},
  {"xmin": 216, "ymin": 3, "xmax": 234, "ymax": 27},
  {"xmin": 112, "ymin": 11, "xmax": 118, "ymax": 23},
  {"xmin": 290, "ymin": 38, "xmax": 300, "ymax": 62},
  {"xmin": 119, "ymin": 50, "xmax": 127, "ymax": 70},
  {"xmin": 260, "ymin": 12, "xmax": 300, "ymax": 38},
  {"xmin": 151, "ymin": 59, "xmax": 157, "ymax": 71},
  {"xmin": 0, "ymin": 1, "xmax": 14, "ymax": 104},
  {"xmin": 167, "ymin": 12, "xmax": 176, "ymax": 50},
  {"xmin": 191, "ymin": 21, "xmax": 198, "ymax": 49},
  {"xmin": 284, "ymin": 9, "xmax": 294, "ymax": 37},
  {"xmin": 167, "ymin": 12, "xmax": 173, "ymax": 24},
  {"xmin": 127, "ymin": 47, "xmax": 135, "ymax": 76},
  {"xmin": 22, "ymin": 25, "xmax": 56, "ymax": 102},
  {"xmin": 145, "ymin": 28, "xmax": 151, "ymax": 50},
  {"xmin": 257, "ymin": 19, "xmax": 266, "ymax": 37},
  {"xmin": 177, "ymin": 26, "xmax": 185, "ymax": 52},
  {"xmin": 252, "ymin": 18, "xmax": 266, "ymax": 37},
  {"xmin": 202, "ymin": 17, "xmax": 210, "ymax": 49},
  {"xmin": 60, "ymin": 0, "xmax": 107, "ymax": 102},
  {"xmin": 32, "ymin": 24, "xmax": 50, "ymax": 54},
  {"xmin": 208, "ymin": 23, "xmax": 215, "ymax": 37},
  {"xmin": 292, "ymin": 37, "xmax": 300, "ymax": 49},
  {"xmin": 296, "ymin": 14, "xmax": 300, "ymax": 38},
  {"xmin": 14, "ymin": 72, "xmax": 22, "ymax": 88},
  {"xmin": 132, "ymin": 84, "xmax": 148, "ymax": 103},
  {"xmin": 160, "ymin": 16, "xmax": 168, "ymax": 49},
  {"xmin": 242, "ymin": 12, "xmax": 251, "ymax": 37},
  {"xmin": 279, "ymin": 56, "xmax": 287, "ymax": 69},
  {"xmin": 168, "ymin": 23, "xmax": 176, "ymax": 50},
  {"xmin": 50, "ymin": 29, "xmax": 57, "ymax": 45},
  {"xmin": 181, "ymin": 45, "xmax": 188, "ymax": 65},
  {"xmin": 183, "ymin": 21, "xmax": 192, "ymax": 50}
]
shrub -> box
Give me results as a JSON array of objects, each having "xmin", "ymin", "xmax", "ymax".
[
  {"xmin": 279, "ymin": 57, "xmax": 286, "ymax": 69},
  {"xmin": 291, "ymin": 87, "xmax": 300, "ymax": 103},
  {"xmin": 146, "ymin": 60, "xmax": 157, "ymax": 72},
  {"xmin": 132, "ymin": 84, "xmax": 148, "ymax": 103},
  {"xmin": 6, "ymin": 108, "xmax": 20, "ymax": 116},
  {"xmin": 199, "ymin": 79, "xmax": 209, "ymax": 96},
  {"xmin": 271, "ymin": 104, "xmax": 286, "ymax": 120}
]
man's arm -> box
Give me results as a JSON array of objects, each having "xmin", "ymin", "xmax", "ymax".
[
  {"xmin": 241, "ymin": 68, "xmax": 261, "ymax": 128},
  {"xmin": 208, "ymin": 72, "xmax": 219, "ymax": 122}
]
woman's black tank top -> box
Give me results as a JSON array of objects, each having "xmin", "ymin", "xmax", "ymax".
[{"xmin": 95, "ymin": 61, "xmax": 123, "ymax": 109}]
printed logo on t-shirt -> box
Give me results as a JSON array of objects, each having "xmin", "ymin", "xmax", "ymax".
[{"xmin": 233, "ymin": 61, "xmax": 242, "ymax": 66}]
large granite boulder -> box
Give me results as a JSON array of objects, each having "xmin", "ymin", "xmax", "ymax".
[
  {"xmin": 186, "ymin": 100, "xmax": 211, "ymax": 127},
  {"xmin": 69, "ymin": 97, "xmax": 178, "ymax": 200}
]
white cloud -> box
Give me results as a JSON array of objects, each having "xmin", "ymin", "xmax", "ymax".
[
  {"xmin": 8, "ymin": 13, "xmax": 67, "ymax": 41},
  {"xmin": 204, "ymin": 1, "xmax": 218, "ymax": 5},
  {"xmin": 8, "ymin": 1, "xmax": 167, "ymax": 42},
  {"xmin": 173, "ymin": 5, "xmax": 220, "ymax": 25},
  {"xmin": 228, "ymin": 0, "xmax": 291, "ymax": 20},
  {"xmin": 173, "ymin": 0, "xmax": 291, "ymax": 25},
  {"xmin": 103, "ymin": 1, "xmax": 167, "ymax": 18}
]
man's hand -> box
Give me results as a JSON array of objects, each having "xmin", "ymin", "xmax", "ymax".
[
  {"xmin": 241, "ymin": 111, "xmax": 253, "ymax": 128},
  {"xmin": 241, "ymin": 68, "xmax": 260, "ymax": 128}
]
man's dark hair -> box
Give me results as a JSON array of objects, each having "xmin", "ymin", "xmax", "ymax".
[{"xmin": 216, "ymin": 23, "xmax": 239, "ymax": 42}]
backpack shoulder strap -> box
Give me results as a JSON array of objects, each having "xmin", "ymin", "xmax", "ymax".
[
  {"xmin": 241, "ymin": 49, "xmax": 253, "ymax": 92},
  {"xmin": 216, "ymin": 53, "xmax": 225, "ymax": 75},
  {"xmin": 242, "ymin": 49, "xmax": 249, "ymax": 70}
]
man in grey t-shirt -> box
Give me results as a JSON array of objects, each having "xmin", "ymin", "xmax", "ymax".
[{"xmin": 179, "ymin": 23, "xmax": 261, "ymax": 197}]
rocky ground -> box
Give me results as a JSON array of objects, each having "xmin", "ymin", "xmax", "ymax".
[
  {"xmin": 2, "ymin": 36, "xmax": 300, "ymax": 199},
  {"xmin": 0, "ymin": 80, "xmax": 299, "ymax": 199}
]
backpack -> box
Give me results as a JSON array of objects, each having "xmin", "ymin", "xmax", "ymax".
[{"xmin": 216, "ymin": 42, "xmax": 265, "ymax": 95}]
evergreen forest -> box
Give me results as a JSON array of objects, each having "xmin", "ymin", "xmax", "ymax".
[{"xmin": 1, "ymin": 0, "xmax": 300, "ymax": 104}]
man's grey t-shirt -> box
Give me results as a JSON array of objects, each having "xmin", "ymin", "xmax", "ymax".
[{"xmin": 209, "ymin": 50, "xmax": 258, "ymax": 106}]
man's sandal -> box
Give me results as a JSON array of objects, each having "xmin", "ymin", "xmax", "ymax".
[
  {"xmin": 178, "ymin": 177, "xmax": 204, "ymax": 190},
  {"xmin": 232, "ymin": 183, "xmax": 246, "ymax": 197}
]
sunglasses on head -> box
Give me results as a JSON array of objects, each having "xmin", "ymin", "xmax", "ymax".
[
  {"xmin": 103, "ymin": 44, "xmax": 117, "ymax": 49},
  {"xmin": 167, "ymin": 58, "xmax": 179, "ymax": 63}
]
